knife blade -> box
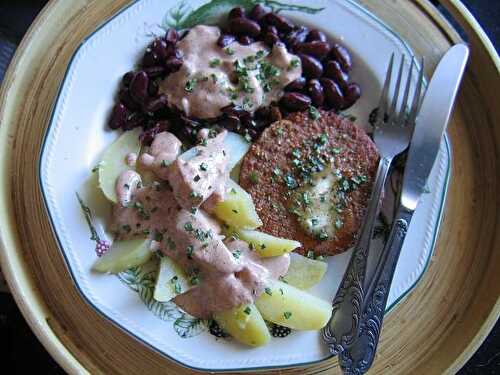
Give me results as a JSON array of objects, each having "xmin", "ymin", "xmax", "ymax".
[{"xmin": 401, "ymin": 44, "xmax": 469, "ymax": 211}]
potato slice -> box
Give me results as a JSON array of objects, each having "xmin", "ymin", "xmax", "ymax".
[
  {"xmin": 92, "ymin": 238, "xmax": 151, "ymax": 274},
  {"xmin": 236, "ymin": 229, "xmax": 301, "ymax": 257},
  {"xmin": 224, "ymin": 132, "xmax": 250, "ymax": 172},
  {"xmin": 281, "ymin": 253, "xmax": 328, "ymax": 289},
  {"xmin": 154, "ymin": 256, "xmax": 189, "ymax": 302},
  {"xmin": 98, "ymin": 128, "xmax": 142, "ymax": 203},
  {"xmin": 213, "ymin": 179, "xmax": 262, "ymax": 229},
  {"xmin": 255, "ymin": 280, "xmax": 332, "ymax": 330},
  {"xmin": 214, "ymin": 304, "xmax": 271, "ymax": 347}
]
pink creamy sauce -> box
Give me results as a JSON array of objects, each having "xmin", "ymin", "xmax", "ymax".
[
  {"xmin": 160, "ymin": 25, "xmax": 302, "ymax": 119},
  {"xmin": 111, "ymin": 130, "xmax": 290, "ymax": 318}
]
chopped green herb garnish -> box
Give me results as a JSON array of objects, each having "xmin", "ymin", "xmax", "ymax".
[
  {"xmin": 288, "ymin": 58, "xmax": 300, "ymax": 70},
  {"xmin": 199, "ymin": 162, "xmax": 208, "ymax": 171},
  {"xmin": 190, "ymin": 275, "xmax": 200, "ymax": 285},
  {"xmin": 283, "ymin": 311, "xmax": 292, "ymax": 319},
  {"xmin": 170, "ymin": 276, "xmax": 182, "ymax": 294},
  {"xmin": 184, "ymin": 222, "xmax": 194, "ymax": 232},
  {"xmin": 283, "ymin": 174, "xmax": 298, "ymax": 190},
  {"xmin": 232, "ymin": 250, "xmax": 241, "ymax": 259},
  {"xmin": 243, "ymin": 306, "xmax": 252, "ymax": 315},
  {"xmin": 209, "ymin": 58, "xmax": 221, "ymax": 67},
  {"xmin": 306, "ymin": 250, "xmax": 315, "ymax": 259},
  {"xmin": 225, "ymin": 47, "xmax": 235, "ymax": 55},
  {"xmin": 308, "ymin": 105, "xmax": 321, "ymax": 120},
  {"xmin": 249, "ymin": 171, "xmax": 259, "ymax": 184},
  {"xmin": 311, "ymin": 218, "xmax": 319, "ymax": 226},
  {"xmin": 184, "ymin": 78, "xmax": 197, "ymax": 93},
  {"xmin": 265, "ymin": 287, "xmax": 273, "ymax": 296},
  {"xmin": 186, "ymin": 245, "xmax": 194, "ymax": 259},
  {"xmin": 193, "ymin": 175, "xmax": 201, "ymax": 182}
]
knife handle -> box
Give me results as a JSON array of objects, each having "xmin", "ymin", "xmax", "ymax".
[
  {"xmin": 322, "ymin": 156, "xmax": 392, "ymax": 355},
  {"xmin": 339, "ymin": 205, "xmax": 414, "ymax": 374}
]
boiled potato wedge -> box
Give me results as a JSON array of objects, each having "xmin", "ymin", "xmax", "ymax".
[
  {"xmin": 154, "ymin": 256, "xmax": 189, "ymax": 302},
  {"xmin": 281, "ymin": 253, "xmax": 328, "ymax": 289},
  {"xmin": 98, "ymin": 128, "xmax": 142, "ymax": 203},
  {"xmin": 236, "ymin": 229, "xmax": 301, "ymax": 257},
  {"xmin": 213, "ymin": 179, "xmax": 262, "ymax": 229},
  {"xmin": 224, "ymin": 131, "xmax": 250, "ymax": 172},
  {"xmin": 92, "ymin": 238, "xmax": 151, "ymax": 274},
  {"xmin": 214, "ymin": 303, "xmax": 270, "ymax": 347},
  {"xmin": 255, "ymin": 280, "xmax": 332, "ymax": 330}
]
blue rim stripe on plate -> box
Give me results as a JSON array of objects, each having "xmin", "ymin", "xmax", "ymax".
[{"xmin": 38, "ymin": 0, "xmax": 452, "ymax": 372}]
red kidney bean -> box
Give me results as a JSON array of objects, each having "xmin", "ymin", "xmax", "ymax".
[
  {"xmin": 324, "ymin": 60, "xmax": 349, "ymax": 89},
  {"xmin": 144, "ymin": 66, "xmax": 166, "ymax": 78},
  {"xmin": 298, "ymin": 53, "xmax": 323, "ymax": 78},
  {"xmin": 330, "ymin": 43, "xmax": 352, "ymax": 72},
  {"xmin": 228, "ymin": 7, "xmax": 245, "ymax": 20},
  {"xmin": 109, "ymin": 103, "xmax": 128, "ymax": 129},
  {"xmin": 249, "ymin": 4, "xmax": 268, "ymax": 21},
  {"xmin": 147, "ymin": 80, "xmax": 159, "ymax": 96},
  {"xmin": 342, "ymin": 83, "xmax": 361, "ymax": 109},
  {"xmin": 164, "ymin": 28, "xmax": 178, "ymax": 44},
  {"xmin": 296, "ymin": 41, "xmax": 330, "ymax": 59},
  {"xmin": 238, "ymin": 35, "xmax": 254, "ymax": 45},
  {"xmin": 229, "ymin": 17, "xmax": 261, "ymax": 37},
  {"xmin": 164, "ymin": 56, "xmax": 183, "ymax": 73},
  {"xmin": 262, "ymin": 13, "xmax": 294, "ymax": 32},
  {"xmin": 306, "ymin": 29, "xmax": 327, "ymax": 42},
  {"xmin": 285, "ymin": 77, "xmax": 306, "ymax": 91},
  {"xmin": 217, "ymin": 34, "xmax": 236, "ymax": 47},
  {"xmin": 123, "ymin": 112, "xmax": 144, "ymax": 130},
  {"xmin": 306, "ymin": 79, "xmax": 324, "ymax": 107},
  {"xmin": 144, "ymin": 94, "xmax": 168, "ymax": 113},
  {"xmin": 151, "ymin": 38, "xmax": 168, "ymax": 61},
  {"xmin": 269, "ymin": 105, "xmax": 282, "ymax": 122},
  {"xmin": 285, "ymin": 26, "xmax": 309, "ymax": 50},
  {"xmin": 142, "ymin": 50, "xmax": 159, "ymax": 67},
  {"xmin": 122, "ymin": 71, "xmax": 134, "ymax": 86},
  {"xmin": 119, "ymin": 89, "xmax": 140, "ymax": 111},
  {"xmin": 263, "ymin": 32, "xmax": 280, "ymax": 46},
  {"xmin": 130, "ymin": 71, "xmax": 149, "ymax": 104},
  {"xmin": 254, "ymin": 106, "xmax": 270, "ymax": 120},
  {"xmin": 264, "ymin": 24, "xmax": 278, "ymax": 35},
  {"xmin": 280, "ymin": 92, "xmax": 311, "ymax": 111},
  {"xmin": 320, "ymin": 78, "xmax": 344, "ymax": 109}
]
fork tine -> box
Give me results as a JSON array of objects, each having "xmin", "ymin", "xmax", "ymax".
[
  {"xmin": 407, "ymin": 57, "xmax": 425, "ymax": 126},
  {"xmin": 396, "ymin": 56, "xmax": 415, "ymax": 125},
  {"xmin": 375, "ymin": 53, "xmax": 395, "ymax": 126},
  {"xmin": 388, "ymin": 55, "xmax": 405, "ymax": 122}
]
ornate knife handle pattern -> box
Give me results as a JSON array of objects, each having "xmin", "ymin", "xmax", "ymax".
[{"xmin": 340, "ymin": 208, "xmax": 413, "ymax": 375}]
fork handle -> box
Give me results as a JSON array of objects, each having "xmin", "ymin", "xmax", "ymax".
[
  {"xmin": 322, "ymin": 156, "xmax": 392, "ymax": 354},
  {"xmin": 339, "ymin": 205, "xmax": 414, "ymax": 375}
]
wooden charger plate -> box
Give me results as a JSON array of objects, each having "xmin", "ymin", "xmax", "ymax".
[{"xmin": 0, "ymin": 0, "xmax": 498, "ymax": 373}]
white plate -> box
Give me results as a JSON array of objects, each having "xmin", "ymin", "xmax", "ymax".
[{"xmin": 39, "ymin": 0, "xmax": 450, "ymax": 372}]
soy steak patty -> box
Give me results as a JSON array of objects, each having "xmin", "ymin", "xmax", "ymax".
[{"xmin": 239, "ymin": 110, "xmax": 379, "ymax": 256}]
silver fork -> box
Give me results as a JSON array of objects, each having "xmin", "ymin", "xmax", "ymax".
[{"xmin": 322, "ymin": 54, "xmax": 425, "ymax": 369}]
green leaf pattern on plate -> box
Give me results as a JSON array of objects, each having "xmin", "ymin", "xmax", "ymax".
[
  {"xmin": 163, "ymin": 0, "xmax": 324, "ymax": 30},
  {"xmin": 117, "ymin": 262, "xmax": 206, "ymax": 338}
]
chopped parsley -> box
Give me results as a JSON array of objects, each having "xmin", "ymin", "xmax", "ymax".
[
  {"xmin": 184, "ymin": 78, "xmax": 197, "ymax": 93},
  {"xmin": 184, "ymin": 222, "xmax": 194, "ymax": 232},
  {"xmin": 265, "ymin": 287, "xmax": 273, "ymax": 296},
  {"xmin": 170, "ymin": 276, "xmax": 182, "ymax": 294},
  {"xmin": 224, "ymin": 47, "xmax": 235, "ymax": 55},
  {"xmin": 249, "ymin": 171, "xmax": 259, "ymax": 184},
  {"xmin": 209, "ymin": 58, "xmax": 221, "ymax": 67},
  {"xmin": 190, "ymin": 275, "xmax": 200, "ymax": 285},
  {"xmin": 308, "ymin": 105, "xmax": 321, "ymax": 120},
  {"xmin": 288, "ymin": 58, "xmax": 300, "ymax": 71},
  {"xmin": 186, "ymin": 245, "xmax": 194, "ymax": 259},
  {"xmin": 232, "ymin": 250, "xmax": 241, "ymax": 259},
  {"xmin": 283, "ymin": 311, "xmax": 292, "ymax": 319},
  {"xmin": 199, "ymin": 162, "xmax": 208, "ymax": 171},
  {"xmin": 243, "ymin": 306, "xmax": 252, "ymax": 315}
]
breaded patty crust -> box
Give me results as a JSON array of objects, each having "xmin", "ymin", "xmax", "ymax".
[{"xmin": 239, "ymin": 110, "xmax": 379, "ymax": 256}]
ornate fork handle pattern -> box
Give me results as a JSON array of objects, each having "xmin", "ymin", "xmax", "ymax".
[
  {"xmin": 322, "ymin": 157, "xmax": 392, "ymax": 354},
  {"xmin": 339, "ymin": 206, "xmax": 413, "ymax": 375}
]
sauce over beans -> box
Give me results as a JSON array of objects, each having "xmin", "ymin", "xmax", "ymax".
[{"xmin": 160, "ymin": 25, "xmax": 302, "ymax": 119}]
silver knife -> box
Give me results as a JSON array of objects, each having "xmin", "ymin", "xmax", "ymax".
[{"xmin": 334, "ymin": 44, "xmax": 469, "ymax": 374}]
